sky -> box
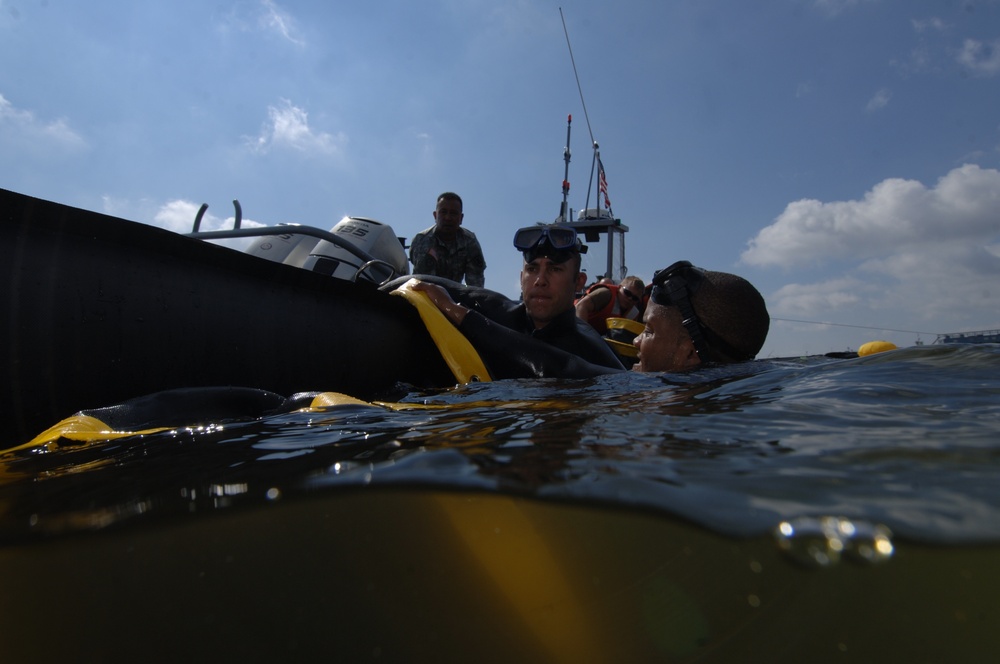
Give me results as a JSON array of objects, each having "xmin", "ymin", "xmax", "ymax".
[{"xmin": 2, "ymin": 0, "xmax": 999, "ymax": 358}]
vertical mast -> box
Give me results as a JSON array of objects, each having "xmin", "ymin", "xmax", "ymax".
[{"xmin": 559, "ymin": 114, "xmax": 572, "ymax": 222}]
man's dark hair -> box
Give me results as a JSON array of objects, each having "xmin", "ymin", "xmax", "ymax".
[{"xmin": 437, "ymin": 192, "xmax": 463, "ymax": 211}]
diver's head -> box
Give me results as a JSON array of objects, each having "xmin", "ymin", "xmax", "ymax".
[
  {"xmin": 514, "ymin": 224, "xmax": 587, "ymax": 329},
  {"xmin": 637, "ymin": 261, "xmax": 769, "ymax": 369}
]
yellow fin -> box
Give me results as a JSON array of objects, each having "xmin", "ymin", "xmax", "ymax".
[{"xmin": 392, "ymin": 278, "xmax": 492, "ymax": 384}]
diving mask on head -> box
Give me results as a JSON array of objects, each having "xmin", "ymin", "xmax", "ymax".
[{"xmin": 513, "ymin": 225, "xmax": 587, "ymax": 263}]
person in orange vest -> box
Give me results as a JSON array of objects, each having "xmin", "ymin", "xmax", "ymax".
[{"xmin": 574, "ymin": 275, "xmax": 645, "ymax": 335}]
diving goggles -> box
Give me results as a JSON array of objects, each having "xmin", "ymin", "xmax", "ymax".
[
  {"xmin": 512, "ymin": 225, "xmax": 585, "ymax": 253},
  {"xmin": 650, "ymin": 261, "xmax": 750, "ymax": 363},
  {"xmin": 650, "ymin": 261, "xmax": 712, "ymax": 361}
]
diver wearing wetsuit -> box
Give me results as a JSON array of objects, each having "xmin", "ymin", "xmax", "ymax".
[
  {"xmin": 398, "ymin": 249, "xmax": 771, "ymax": 378},
  {"xmin": 394, "ymin": 224, "xmax": 624, "ymax": 379}
]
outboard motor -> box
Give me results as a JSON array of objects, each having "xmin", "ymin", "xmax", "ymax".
[
  {"xmin": 245, "ymin": 216, "xmax": 409, "ymax": 285},
  {"xmin": 300, "ymin": 216, "xmax": 408, "ymax": 284},
  {"xmin": 245, "ymin": 227, "xmax": 321, "ymax": 266}
]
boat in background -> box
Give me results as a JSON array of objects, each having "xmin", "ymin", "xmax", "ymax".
[
  {"xmin": 1, "ymin": 187, "xmax": 455, "ymax": 446},
  {"xmin": 935, "ymin": 329, "xmax": 1000, "ymax": 344}
]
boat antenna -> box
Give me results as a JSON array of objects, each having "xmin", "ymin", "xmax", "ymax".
[
  {"xmin": 559, "ymin": 114, "xmax": 572, "ymax": 222},
  {"xmin": 560, "ymin": 8, "xmax": 595, "ymax": 148},
  {"xmin": 560, "ymin": 7, "xmax": 600, "ymax": 218}
]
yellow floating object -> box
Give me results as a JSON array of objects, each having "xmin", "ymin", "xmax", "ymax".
[
  {"xmin": 392, "ymin": 279, "xmax": 492, "ymax": 384},
  {"xmin": 605, "ymin": 317, "xmax": 643, "ymax": 358},
  {"xmin": 858, "ymin": 340, "xmax": 897, "ymax": 357},
  {"xmin": 606, "ymin": 317, "xmax": 644, "ymax": 336},
  {"xmin": 606, "ymin": 338, "xmax": 638, "ymax": 358}
]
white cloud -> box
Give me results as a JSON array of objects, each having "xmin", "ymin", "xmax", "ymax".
[
  {"xmin": 248, "ymin": 99, "xmax": 347, "ymax": 155},
  {"xmin": 259, "ymin": 0, "xmax": 304, "ymax": 46},
  {"xmin": 0, "ymin": 92, "xmax": 86, "ymax": 152},
  {"xmin": 769, "ymin": 277, "xmax": 864, "ymax": 316},
  {"xmin": 742, "ymin": 164, "xmax": 1000, "ymax": 267},
  {"xmin": 745, "ymin": 165, "xmax": 1000, "ymax": 330},
  {"xmin": 217, "ymin": 0, "xmax": 304, "ymax": 46},
  {"xmin": 865, "ymin": 88, "xmax": 891, "ymax": 112},
  {"xmin": 957, "ymin": 38, "xmax": 1000, "ymax": 77}
]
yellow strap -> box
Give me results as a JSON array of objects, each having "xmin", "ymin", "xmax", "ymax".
[
  {"xmin": 304, "ymin": 392, "xmax": 446, "ymax": 412},
  {"xmin": 306, "ymin": 392, "xmax": 374, "ymax": 409},
  {"xmin": 391, "ymin": 278, "xmax": 492, "ymax": 384},
  {"xmin": 8, "ymin": 415, "xmax": 171, "ymax": 453},
  {"xmin": 2, "ymin": 392, "xmax": 419, "ymax": 458}
]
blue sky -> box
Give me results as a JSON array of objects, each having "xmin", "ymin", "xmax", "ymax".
[{"xmin": 2, "ymin": 0, "xmax": 999, "ymax": 357}]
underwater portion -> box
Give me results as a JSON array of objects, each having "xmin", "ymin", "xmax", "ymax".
[{"xmin": 2, "ymin": 344, "xmax": 1000, "ymax": 661}]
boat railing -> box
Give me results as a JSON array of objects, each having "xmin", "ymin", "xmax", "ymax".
[
  {"xmin": 186, "ymin": 223, "xmax": 402, "ymax": 284},
  {"xmin": 186, "ymin": 223, "xmax": 371, "ymax": 262}
]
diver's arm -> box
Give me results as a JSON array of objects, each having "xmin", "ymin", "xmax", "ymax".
[
  {"xmin": 458, "ymin": 310, "xmax": 622, "ymax": 379},
  {"xmin": 409, "ymin": 280, "xmax": 621, "ymax": 379},
  {"xmin": 410, "ymin": 281, "xmax": 469, "ymax": 325}
]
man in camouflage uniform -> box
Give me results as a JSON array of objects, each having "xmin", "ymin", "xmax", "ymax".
[{"xmin": 409, "ymin": 192, "xmax": 486, "ymax": 287}]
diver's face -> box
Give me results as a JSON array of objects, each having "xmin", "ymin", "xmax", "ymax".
[
  {"xmin": 632, "ymin": 303, "xmax": 700, "ymax": 372},
  {"xmin": 520, "ymin": 256, "xmax": 581, "ymax": 329}
]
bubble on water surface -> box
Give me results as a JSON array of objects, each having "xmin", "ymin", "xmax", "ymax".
[{"xmin": 775, "ymin": 516, "xmax": 893, "ymax": 568}]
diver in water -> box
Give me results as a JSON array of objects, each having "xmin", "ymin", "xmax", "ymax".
[
  {"xmin": 631, "ymin": 261, "xmax": 770, "ymax": 372},
  {"xmin": 408, "ymin": 230, "xmax": 769, "ymax": 376},
  {"xmin": 407, "ymin": 224, "xmax": 625, "ymax": 376}
]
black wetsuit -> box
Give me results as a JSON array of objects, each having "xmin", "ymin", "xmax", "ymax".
[{"xmin": 387, "ymin": 276, "xmax": 625, "ymax": 380}]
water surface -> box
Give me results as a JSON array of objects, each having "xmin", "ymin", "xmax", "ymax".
[{"xmin": 3, "ymin": 343, "xmax": 999, "ymax": 545}]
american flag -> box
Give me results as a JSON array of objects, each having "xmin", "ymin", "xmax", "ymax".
[{"xmin": 598, "ymin": 158, "xmax": 611, "ymax": 209}]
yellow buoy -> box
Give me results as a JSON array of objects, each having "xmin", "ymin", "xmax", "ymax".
[{"xmin": 858, "ymin": 340, "xmax": 897, "ymax": 356}]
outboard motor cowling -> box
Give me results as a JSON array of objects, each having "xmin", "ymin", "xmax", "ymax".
[
  {"xmin": 300, "ymin": 216, "xmax": 408, "ymax": 284},
  {"xmin": 245, "ymin": 226, "xmax": 321, "ymax": 266}
]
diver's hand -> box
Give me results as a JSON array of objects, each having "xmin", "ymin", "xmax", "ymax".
[{"xmin": 411, "ymin": 281, "xmax": 469, "ymax": 326}]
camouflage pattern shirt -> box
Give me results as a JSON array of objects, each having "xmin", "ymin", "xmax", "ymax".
[{"xmin": 408, "ymin": 226, "xmax": 486, "ymax": 287}]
